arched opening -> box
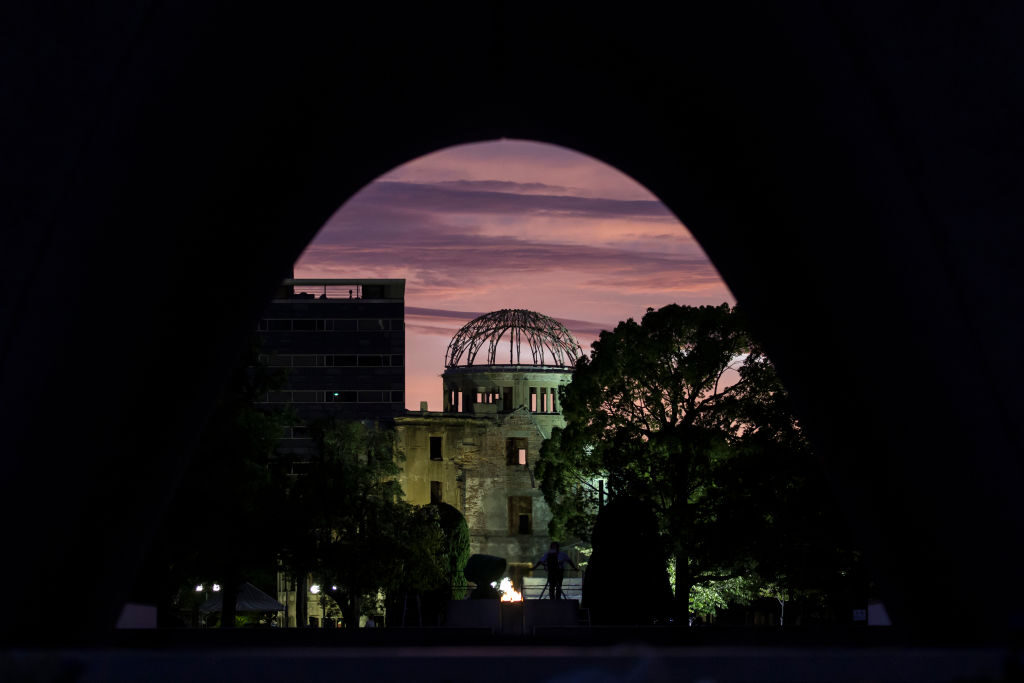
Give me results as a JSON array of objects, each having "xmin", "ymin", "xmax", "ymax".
[
  {"xmin": 296, "ymin": 140, "xmax": 736, "ymax": 412},
  {"xmin": 4, "ymin": 6, "xmax": 1021, "ymax": 649},
  {"xmin": 145, "ymin": 139, "xmax": 868, "ymax": 631}
]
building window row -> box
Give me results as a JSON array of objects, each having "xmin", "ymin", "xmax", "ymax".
[
  {"xmin": 257, "ymin": 318, "xmax": 403, "ymax": 332},
  {"xmin": 445, "ymin": 386, "xmax": 560, "ymax": 413},
  {"xmin": 260, "ymin": 390, "xmax": 404, "ymax": 404},
  {"xmin": 528, "ymin": 387, "xmax": 557, "ymax": 413},
  {"xmin": 260, "ymin": 353, "xmax": 404, "ymax": 368}
]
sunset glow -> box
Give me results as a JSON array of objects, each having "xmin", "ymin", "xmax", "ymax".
[{"xmin": 295, "ymin": 140, "xmax": 734, "ymax": 410}]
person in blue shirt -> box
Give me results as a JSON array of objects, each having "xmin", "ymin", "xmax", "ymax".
[{"xmin": 533, "ymin": 542, "xmax": 579, "ymax": 599}]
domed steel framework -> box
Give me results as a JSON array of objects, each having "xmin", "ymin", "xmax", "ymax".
[{"xmin": 445, "ymin": 309, "xmax": 584, "ymax": 369}]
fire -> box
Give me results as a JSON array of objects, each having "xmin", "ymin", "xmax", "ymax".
[{"xmin": 498, "ymin": 577, "xmax": 522, "ymax": 602}]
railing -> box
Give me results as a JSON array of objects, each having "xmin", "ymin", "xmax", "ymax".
[
  {"xmin": 451, "ymin": 578, "xmax": 583, "ymax": 601},
  {"xmin": 289, "ymin": 283, "xmax": 362, "ymax": 299}
]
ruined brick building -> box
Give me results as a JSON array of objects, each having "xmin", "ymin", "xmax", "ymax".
[{"xmin": 396, "ymin": 309, "xmax": 583, "ymax": 583}]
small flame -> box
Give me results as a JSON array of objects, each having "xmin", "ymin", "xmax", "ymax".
[{"xmin": 499, "ymin": 577, "xmax": 522, "ymax": 602}]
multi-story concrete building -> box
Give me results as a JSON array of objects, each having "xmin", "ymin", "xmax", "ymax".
[
  {"xmin": 256, "ymin": 278, "xmax": 405, "ymax": 461},
  {"xmin": 259, "ymin": 277, "xmax": 405, "ymax": 627},
  {"xmin": 396, "ymin": 309, "xmax": 583, "ymax": 584}
]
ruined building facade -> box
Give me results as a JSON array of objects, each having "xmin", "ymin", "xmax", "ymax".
[{"xmin": 396, "ymin": 309, "xmax": 583, "ymax": 579}]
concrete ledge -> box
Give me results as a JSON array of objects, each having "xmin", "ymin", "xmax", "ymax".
[
  {"xmin": 524, "ymin": 599, "xmax": 579, "ymax": 632},
  {"xmin": 3, "ymin": 647, "xmax": 1011, "ymax": 683},
  {"xmin": 444, "ymin": 601, "xmax": 500, "ymax": 632}
]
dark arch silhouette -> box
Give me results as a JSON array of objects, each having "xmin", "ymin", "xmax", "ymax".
[{"xmin": 3, "ymin": 3, "xmax": 1022, "ymax": 644}]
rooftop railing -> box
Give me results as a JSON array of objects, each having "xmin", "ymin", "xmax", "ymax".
[{"xmin": 274, "ymin": 278, "xmax": 405, "ymax": 301}]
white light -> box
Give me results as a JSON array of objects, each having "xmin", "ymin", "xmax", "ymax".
[
  {"xmin": 212, "ymin": 584, "xmax": 221, "ymax": 592},
  {"xmin": 490, "ymin": 581, "xmax": 497, "ymax": 588},
  {"xmin": 310, "ymin": 584, "xmax": 321, "ymax": 594},
  {"xmin": 331, "ymin": 585, "xmax": 337, "ymax": 591},
  {"xmin": 195, "ymin": 584, "xmax": 204, "ymax": 592}
]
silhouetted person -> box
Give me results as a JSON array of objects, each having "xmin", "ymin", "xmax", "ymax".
[{"xmin": 533, "ymin": 542, "xmax": 578, "ymax": 599}]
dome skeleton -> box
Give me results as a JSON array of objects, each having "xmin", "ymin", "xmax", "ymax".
[{"xmin": 445, "ymin": 309, "xmax": 583, "ymax": 369}]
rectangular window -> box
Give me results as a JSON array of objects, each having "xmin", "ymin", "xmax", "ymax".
[
  {"xmin": 331, "ymin": 319, "xmax": 357, "ymax": 331},
  {"xmin": 291, "ymin": 391, "xmax": 317, "ymax": 403},
  {"xmin": 358, "ymin": 355, "xmax": 383, "ymax": 367},
  {"xmin": 391, "ymin": 355, "xmax": 404, "ymax": 366},
  {"xmin": 325, "ymin": 390, "xmax": 357, "ymax": 402},
  {"xmin": 508, "ymin": 496, "xmax": 533, "ymax": 535},
  {"xmin": 292, "ymin": 319, "xmax": 316, "ymax": 331},
  {"xmin": 430, "ymin": 481, "xmax": 442, "ymax": 504},
  {"xmin": 506, "ymin": 438, "xmax": 528, "ymax": 466},
  {"xmin": 429, "ymin": 436, "xmax": 443, "ymax": 461},
  {"xmin": 391, "ymin": 390, "xmax": 404, "ymax": 403},
  {"xmin": 291, "ymin": 355, "xmax": 316, "ymax": 367},
  {"xmin": 502, "ymin": 387, "xmax": 513, "ymax": 411},
  {"xmin": 268, "ymin": 319, "xmax": 291, "ymax": 331},
  {"xmin": 267, "ymin": 391, "xmax": 290, "ymax": 402},
  {"xmin": 529, "ymin": 388, "xmax": 537, "ymax": 412},
  {"xmin": 357, "ymin": 319, "xmax": 387, "ymax": 331}
]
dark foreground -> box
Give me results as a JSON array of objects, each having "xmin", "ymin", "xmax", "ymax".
[{"xmin": 3, "ymin": 628, "xmax": 1020, "ymax": 682}]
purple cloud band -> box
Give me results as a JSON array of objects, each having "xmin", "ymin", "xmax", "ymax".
[
  {"xmin": 407, "ymin": 306, "xmax": 612, "ymax": 339},
  {"xmin": 350, "ymin": 181, "xmax": 677, "ymax": 221}
]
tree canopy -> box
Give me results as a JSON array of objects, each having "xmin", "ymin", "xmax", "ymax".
[
  {"xmin": 132, "ymin": 337, "xmax": 289, "ymax": 627},
  {"xmin": 536, "ymin": 303, "xmax": 861, "ymax": 619},
  {"xmin": 277, "ymin": 419, "xmax": 446, "ymax": 628}
]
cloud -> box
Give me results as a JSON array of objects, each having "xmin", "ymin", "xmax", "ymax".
[
  {"xmin": 346, "ymin": 181, "xmax": 677, "ymax": 221},
  {"xmin": 436, "ymin": 180, "xmax": 570, "ymax": 194},
  {"xmin": 299, "ymin": 233, "xmax": 721, "ymax": 295},
  {"xmin": 407, "ymin": 306, "xmax": 486, "ymax": 320},
  {"xmin": 405, "ymin": 309, "xmax": 614, "ymax": 350},
  {"xmin": 379, "ymin": 139, "xmax": 660, "ymax": 202},
  {"xmin": 296, "ymin": 139, "xmax": 736, "ymax": 410}
]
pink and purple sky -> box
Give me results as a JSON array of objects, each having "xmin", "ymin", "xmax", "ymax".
[{"xmin": 294, "ymin": 140, "xmax": 735, "ymax": 410}]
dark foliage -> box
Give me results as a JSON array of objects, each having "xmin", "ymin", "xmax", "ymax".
[
  {"xmin": 132, "ymin": 338, "xmax": 288, "ymax": 627},
  {"xmin": 583, "ymin": 497, "xmax": 674, "ymax": 624},
  {"xmin": 538, "ymin": 303, "xmax": 864, "ymax": 616}
]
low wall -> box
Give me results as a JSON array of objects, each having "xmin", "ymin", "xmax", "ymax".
[{"xmin": 445, "ymin": 600, "xmax": 580, "ymax": 634}]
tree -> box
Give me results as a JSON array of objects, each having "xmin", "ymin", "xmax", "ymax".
[
  {"xmin": 132, "ymin": 337, "xmax": 289, "ymax": 627},
  {"xmin": 537, "ymin": 303, "xmax": 860, "ymax": 618},
  {"xmin": 432, "ymin": 502, "xmax": 471, "ymax": 599},
  {"xmin": 582, "ymin": 496, "xmax": 673, "ymax": 624},
  {"xmin": 277, "ymin": 418, "xmax": 445, "ymax": 628}
]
